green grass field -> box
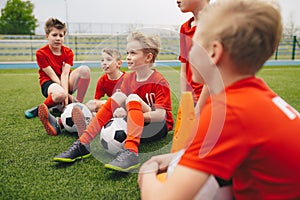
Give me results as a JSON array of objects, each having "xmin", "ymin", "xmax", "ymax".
[{"xmin": 0, "ymin": 65, "xmax": 300, "ymax": 199}]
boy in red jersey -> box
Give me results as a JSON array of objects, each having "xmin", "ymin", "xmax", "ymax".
[
  {"xmin": 138, "ymin": 0, "xmax": 300, "ymax": 199},
  {"xmin": 177, "ymin": 0, "xmax": 210, "ymax": 103},
  {"xmin": 36, "ymin": 48, "xmax": 124, "ymax": 136},
  {"xmin": 85, "ymin": 48, "xmax": 125, "ymax": 114},
  {"xmin": 25, "ymin": 18, "xmax": 91, "ymax": 136},
  {"xmin": 53, "ymin": 31, "xmax": 174, "ymax": 172},
  {"xmin": 176, "ymin": 0, "xmax": 231, "ymax": 190}
]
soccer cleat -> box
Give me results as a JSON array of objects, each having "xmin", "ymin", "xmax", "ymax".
[
  {"xmin": 104, "ymin": 149, "xmax": 140, "ymax": 172},
  {"xmin": 38, "ymin": 103, "xmax": 61, "ymax": 136},
  {"xmin": 53, "ymin": 140, "xmax": 91, "ymax": 162},
  {"xmin": 24, "ymin": 106, "xmax": 38, "ymax": 119},
  {"xmin": 49, "ymin": 104, "xmax": 63, "ymax": 117},
  {"xmin": 71, "ymin": 106, "xmax": 86, "ymax": 137}
]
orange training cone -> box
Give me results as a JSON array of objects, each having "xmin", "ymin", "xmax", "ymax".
[
  {"xmin": 156, "ymin": 92, "xmax": 197, "ymax": 182},
  {"xmin": 171, "ymin": 91, "xmax": 196, "ymax": 153}
]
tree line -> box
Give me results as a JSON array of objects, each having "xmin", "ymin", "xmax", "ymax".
[{"xmin": 0, "ymin": 0, "xmax": 299, "ymax": 36}]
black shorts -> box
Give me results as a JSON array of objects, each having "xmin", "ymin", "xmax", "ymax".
[
  {"xmin": 41, "ymin": 80, "xmax": 54, "ymax": 98},
  {"xmin": 140, "ymin": 121, "xmax": 168, "ymax": 143},
  {"xmin": 41, "ymin": 80, "xmax": 73, "ymax": 98}
]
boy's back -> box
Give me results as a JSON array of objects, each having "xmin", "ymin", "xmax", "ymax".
[{"xmin": 189, "ymin": 76, "xmax": 300, "ymax": 198}]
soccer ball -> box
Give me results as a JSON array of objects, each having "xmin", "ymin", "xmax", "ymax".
[
  {"xmin": 61, "ymin": 103, "xmax": 92, "ymax": 133},
  {"xmin": 100, "ymin": 118, "xmax": 127, "ymax": 155}
]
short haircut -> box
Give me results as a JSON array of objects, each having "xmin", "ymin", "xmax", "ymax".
[
  {"xmin": 44, "ymin": 18, "xmax": 67, "ymax": 35},
  {"xmin": 196, "ymin": 0, "xmax": 282, "ymax": 73},
  {"xmin": 127, "ymin": 31, "xmax": 160, "ymax": 63},
  {"xmin": 102, "ymin": 48, "xmax": 122, "ymax": 61}
]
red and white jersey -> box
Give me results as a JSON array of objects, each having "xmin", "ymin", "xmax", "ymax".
[
  {"xmin": 121, "ymin": 70, "xmax": 174, "ymax": 131},
  {"xmin": 179, "ymin": 77, "xmax": 300, "ymax": 199}
]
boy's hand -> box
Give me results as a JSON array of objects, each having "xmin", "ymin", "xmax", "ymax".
[
  {"xmin": 138, "ymin": 161, "xmax": 159, "ymax": 189},
  {"xmin": 113, "ymin": 107, "xmax": 127, "ymax": 118},
  {"xmin": 62, "ymin": 97, "xmax": 68, "ymax": 109},
  {"xmin": 86, "ymin": 100, "xmax": 97, "ymax": 112},
  {"xmin": 68, "ymin": 94, "xmax": 79, "ymax": 103},
  {"xmin": 141, "ymin": 153, "xmax": 176, "ymax": 174}
]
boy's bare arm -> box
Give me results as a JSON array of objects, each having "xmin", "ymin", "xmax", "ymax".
[
  {"xmin": 61, "ymin": 63, "xmax": 71, "ymax": 105},
  {"xmin": 42, "ymin": 66, "xmax": 61, "ymax": 84},
  {"xmin": 143, "ymin": 108, "xmax": 166, "ymax": 123},
  {"xmin": 180, "ymin": 62, "xmax": 187, "ymax": 93}
]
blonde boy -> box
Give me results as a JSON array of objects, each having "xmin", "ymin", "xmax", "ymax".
[
  {"xmin": 86, "ymin": 48, "xmax": 125, "ymax": 113},
  {"xmin": 139, "ymin": 0, "xmax": 300, "ymax": 199}
]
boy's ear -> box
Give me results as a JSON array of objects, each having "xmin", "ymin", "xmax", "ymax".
[
  {"xmin": 117, "ymin": 60, "xmax": 122, "ymax": 67},
  {"xmin": 146, "ymin": 52, "xmax": 153, "ymax": 63},
  {"xmin": 210, "ymin": 41, "xmax": 223, "ymax": 65}
]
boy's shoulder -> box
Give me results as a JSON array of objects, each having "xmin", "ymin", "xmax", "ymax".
[
  {"xmin": 37, "ymin": 44, "xmax": 49, "ymax": 52},
  {"xmin": 181, "ymin": 17, "xmax": 195, "ymax": 30},
  {"xmin": 61, "ymin": 45, "xmax": 73, "ymax": 53},
  {"xmin": 99, "ymin": 71, "xmax": 126, "ymax": 81},
  {"xmin": 122, "ymin": 71, "xmax": 134, "ymax": 79},
  {"xmin": 36, "ymin": 45, "xmax": 51, "ymax": 57},
  {"xmin": 150, "ymin": 69, "xmax": 170, "ymax": 86}
]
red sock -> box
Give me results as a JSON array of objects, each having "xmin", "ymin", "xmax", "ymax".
[
  {"xmin": 79, "ymin": 98, "xmax": 119, "ymax": 144},
  {"xmin": 43, "ymin": 94, "xmax": 56, "ymax": 108},
  {"xmin": 76, "ymin": 78, "xmax": 90, "ymax": 103},
  {"xmin": 124, "ymin": 101, "xmax": 144, "ymax": 154}
]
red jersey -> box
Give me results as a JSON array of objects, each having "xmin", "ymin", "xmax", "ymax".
[
  {"xmin": 36, "ymin": 45, "xmax": 74, "ymax": 86},
  {"xmin": 121, "ymin": 70, "xmax": 174, "ymax": 131},
  {"xmin": 179, "ymin": 77, "xmax": 300, "ymax": 199},
  {"xmin": 179, "ymin": 17, "xmax": 204, "ymax": 102},
  {"xmin": 94, "ymin": 72, "xmax": 125, "ymax": 99}
]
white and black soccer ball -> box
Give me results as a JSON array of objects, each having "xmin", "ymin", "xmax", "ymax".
[
  {"xmin": 61, "ymin": 103, "xmax": 92, "ymax": 133},
  {"xmin": 100, "ymin": 118, "xmax": 127, "ymax": 155}
]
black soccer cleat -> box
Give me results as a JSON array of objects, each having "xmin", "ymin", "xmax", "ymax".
[
  {"xmin": 53, "ymin": 140, "xmax": 91, "ymax": 163},
  {"xmin": 25, "ymin": 106, "xmax": 38, "ymax": 119},
  {"xmin": 104, "ymin": 149, "xmax": 140, "ymax": 172}
]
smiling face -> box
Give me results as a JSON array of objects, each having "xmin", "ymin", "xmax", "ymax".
[
  {"xmin": 46, "ymin": 27, "xmax": 65, "ymax": 51},
  {"xmin": 126, "ymin": 40, "xmax": 151, "ymax": 71},
  {"xmin": 100, "ymin": 51, "xmax": 121, "ymax": 74}
]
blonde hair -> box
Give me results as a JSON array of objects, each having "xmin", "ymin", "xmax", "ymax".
[
  {"xmin": 197, "ymin": 0, "xmax": 282, "ymax": 73},
  {"xmin": 44, "ymin": 17, "xmax": 67, "ymax": 35},
  {"xmin": 127, "ymin": 31, "xmax": 160, "ymax": 63},
  {"xmin": 102, "ymin": 48, "xmax": 122, "ymax": 61}
]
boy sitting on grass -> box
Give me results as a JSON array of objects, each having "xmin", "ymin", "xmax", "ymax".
[{"xmin": 85, "ymin": 48, "xmax": 125, "ymax": 115}]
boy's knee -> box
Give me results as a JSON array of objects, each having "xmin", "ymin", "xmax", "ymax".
[
  {"xmin": 52, "ymin": 91, "xmax": 67, "ymax": 102},
  {"xmin": 79, "ymin": 65, "xmax": 91, "ymax": 78},
  {"xmin": 126, "ymin": 94, "xmax": 140, "ymax": 104},
  {"xmin": 111, "ymin": 92, "xmax": 127, "ymax": 104},
  {"xmin": 86, "ymin": 100, "xmax": 96, "ymax": 112}
]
